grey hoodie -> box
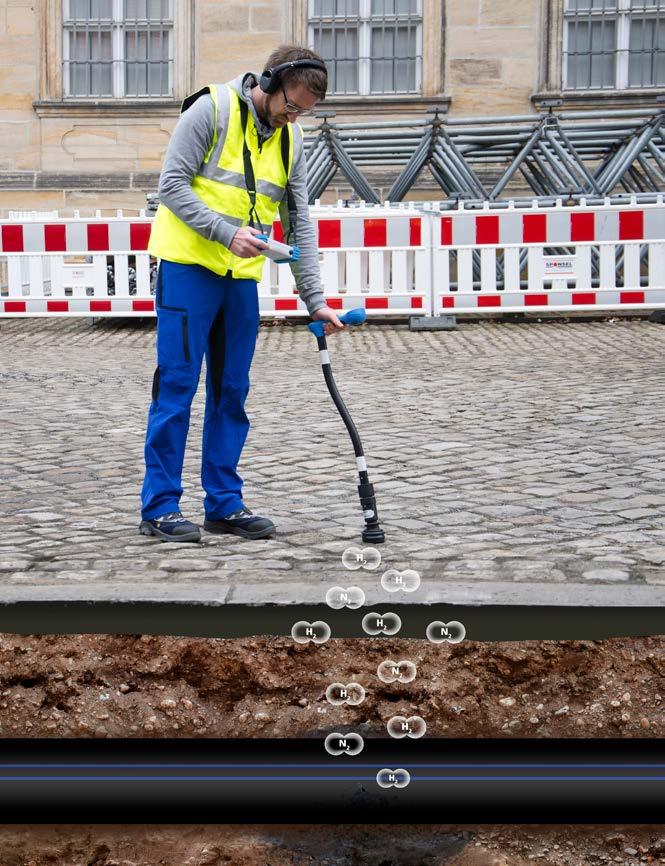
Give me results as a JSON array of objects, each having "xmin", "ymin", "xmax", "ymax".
[{"xmin": 156, "ymin": 72, "xmax": 326, "ymax": 315}]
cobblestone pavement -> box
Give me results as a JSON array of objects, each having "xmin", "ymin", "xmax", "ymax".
[{"xmin": 2, "ymin": 316, "xmax": 665, "ymax": 607}]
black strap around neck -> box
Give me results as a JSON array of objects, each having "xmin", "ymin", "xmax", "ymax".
[
  {"xmin": 280, "ymin": 123, "xmax": 298, "ymax": 245},
  {"xmin": 239, "ymin": 98, "xmax": 263, "ymax": 233}
]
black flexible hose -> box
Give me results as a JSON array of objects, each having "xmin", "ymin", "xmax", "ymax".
[{"xmin": 314, "ymin": 332, "xmax": 385, "ymax": 544}]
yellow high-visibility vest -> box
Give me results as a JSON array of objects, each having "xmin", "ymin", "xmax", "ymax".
[{"xmin": 148, "ymin": 82, "xmax": 294, "ymax": 280}]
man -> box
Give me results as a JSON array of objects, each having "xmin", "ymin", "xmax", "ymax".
[{"xmin": 139, "ymin": 45, "xmax": 343, "ymax": 544}]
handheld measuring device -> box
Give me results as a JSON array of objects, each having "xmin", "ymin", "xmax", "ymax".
[{"xmin": 257, "ymin": 234, "xmax": 300, "ymax": 264}]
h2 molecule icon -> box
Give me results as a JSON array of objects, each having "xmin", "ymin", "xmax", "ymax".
[
  {"xmin": 324, "ymin": 732, "xmax": 364, "ymax": 756},
  {"xmin": 387, "ymin": 715, "xmax": 427, "ymax": 739},
  {"xmin": 362, "ymin": 611, "xmax": 402, "ymax": 636},
  {"xmin": 325, "ymin": 586, "xmax": 365, "ymax": 609},
  {"xmin": 342, "ymin": 546, "xmax": 381, "ymax": 571},
  {"xmin": 380, "ymin": 568, "xmax": 420, "ymax": 593},
  {"xmin": 325, "ymin": 682, "xmax": 366, "ymax": 706},
  {"xmin": 291, "ymin": 620, "xmax": 331, "ymax": 644},
  {"xmin": 377, "ymin": 768, "xmax": 410, "ymax": 788}
]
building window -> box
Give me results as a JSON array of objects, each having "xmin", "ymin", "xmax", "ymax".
[
  {"xmin": 62, "ymin": 0, "xmax": 173, "ymax": 97},
  {"xmin": 563, "ymin": 0, "xmax": 665, "ymax": 90},
  {"xmin": 308, "ymin": 0, "xmax": 422, "ymax": 95}
]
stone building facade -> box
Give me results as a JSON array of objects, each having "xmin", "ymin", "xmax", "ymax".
[{"xmin": 0, "ymin": 0, "xmax": 662, "ymax": 213}]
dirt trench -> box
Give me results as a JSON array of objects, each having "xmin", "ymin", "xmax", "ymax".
[
  {"xmin": 1, "ymin": 824, "xmax": 665, "ymax": 866},
  {"xmin": 0, "ymin": 634, "xmax": 663, "ymax": 738}
]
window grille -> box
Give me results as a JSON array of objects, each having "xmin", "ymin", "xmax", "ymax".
[
  {"xmin": 308, "ymin": 0, "xmax": 422, "ymax": 95},
  {"xmin": 62, "ymin": 0, "xmax": 173, "ymax": 97},
  {"xmin": 564, "ymin": 0, "xmax": 665, "ymax": 89}
]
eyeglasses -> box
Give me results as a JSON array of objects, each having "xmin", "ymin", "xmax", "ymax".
[{"xmin": 279, "ymin": 81, "xmax": 316, "ymax": 116}]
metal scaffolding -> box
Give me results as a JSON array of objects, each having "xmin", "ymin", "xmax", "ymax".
[
  {"xmin": 301, "ymin": 104, "xmax": 665, "ymax": 205},
  {"xmin": 304, "ymin": 110, "xmax": 380, "ymax": 204}
]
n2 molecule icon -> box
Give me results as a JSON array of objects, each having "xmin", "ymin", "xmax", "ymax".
[
  {"xmin": 426, "ymin": 620, "xmax": 466, "ymax": 644},
  {"xmin": 324, "ymin": 732, "xmax": 364, "ymax": 756},
  {"xmin": 377, "ymin": 659, "xmax": 417, "ymax": 684},
  {"xmin": 325, "ymin": 586, "xmax": 365, "ymax": 609}
]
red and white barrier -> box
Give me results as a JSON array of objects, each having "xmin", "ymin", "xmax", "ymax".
[
  {"xmin": 0, "ymin": 204, "xmax": 432, "ymax": 318},
  {"xmin": 258, "ymin": 201, "xmax": 432, "ymax": 316},
  {"xmin": 1, "ymin": 198, "xmax": 664, "ymax": 319},
  {"xmin": 429, "ymin": 197, "xmax": 665, "ymax": 315},
  {"xmin": 0, "ymin": 211, "xmax": 155, "ymax": 317}
]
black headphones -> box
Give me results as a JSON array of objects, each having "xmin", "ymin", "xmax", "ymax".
[{"xmin": 259, "ymin": 59, "xmax": 327, "ymax": 94}]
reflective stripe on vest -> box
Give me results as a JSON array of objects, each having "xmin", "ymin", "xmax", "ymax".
[{"xmin": 148, "ymin": 82, "xmax": 295, "ymax": 281}]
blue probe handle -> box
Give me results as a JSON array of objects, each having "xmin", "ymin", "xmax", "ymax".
[
  {"xmin": 340, "ymin": 308, "xmax": 366, "ymax": 326},
  {"xmin": 307, "ymin": 307, "xmax": 366, "ymax": 338}
]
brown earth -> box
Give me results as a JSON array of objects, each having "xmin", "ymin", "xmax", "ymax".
[
  {"xmin": 0, "ymin": 634, "xmax": 663, "ymax": 738},
  {"xmin": 1, "ymin": 825, "xmax": 665, "ymax": 866}
]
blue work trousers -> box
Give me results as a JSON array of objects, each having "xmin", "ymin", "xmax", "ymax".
[{"xmin": 141, "ymin": 260, "xmax": 260, "ymax": 521}]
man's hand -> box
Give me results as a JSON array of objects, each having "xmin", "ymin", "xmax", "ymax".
[
  {"xmin": 229, "ymin": 226, "xmax": 269, "ymax": 259},
  {"xmin": 311, "ymin": 305, "xmax": 345, "ymax": 337}
]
